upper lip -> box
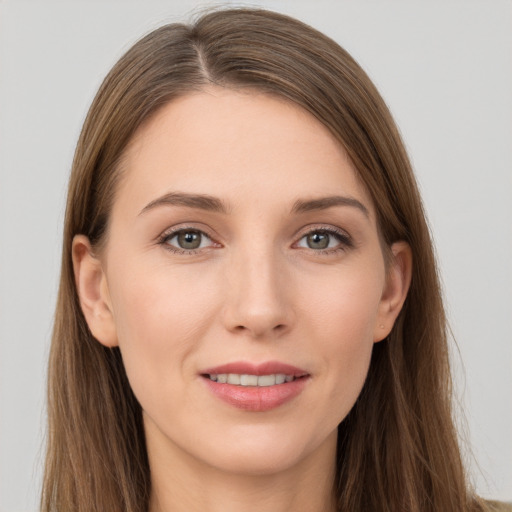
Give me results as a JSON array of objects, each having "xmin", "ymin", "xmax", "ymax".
[{"xmin": 201, "ymin": 361, "xmax": 309, "ymax": 377}]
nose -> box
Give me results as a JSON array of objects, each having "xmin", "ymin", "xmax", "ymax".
[{"xmin": 221, "ymin": 246, "xmax": 294, "ymax": 339}]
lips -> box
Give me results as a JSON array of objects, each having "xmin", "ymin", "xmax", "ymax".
[{"xmin": 200, "ymin": 361, "xmax": 310, "ymax": 412}]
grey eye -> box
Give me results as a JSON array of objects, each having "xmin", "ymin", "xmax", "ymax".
[
  {"xmin": 297, "ymin": 229, "xmax": 347, "ymax": 251},
  {"xmin": 166, "ymin": 229, "xmax": 212, "ymax": 251},
  {"xmin": 306, "ymin": 232, "xmax": 330, "ymax": 249},
  {"xmin": 177, "ymin": 230, "xmax": 202, "ymax": 249}
]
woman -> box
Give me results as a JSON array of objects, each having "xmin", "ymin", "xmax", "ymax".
[{"xmin": 41, "ymin": 7, "xmax": 509, "ymax": 512}]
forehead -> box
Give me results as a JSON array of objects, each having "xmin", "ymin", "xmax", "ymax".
[{"xmin": 116, "ymin": 87, "xmax": 375, "ymax": 218}]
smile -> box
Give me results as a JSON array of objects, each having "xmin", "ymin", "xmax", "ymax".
[
  {"xmin": 207, "ymin": 373, "xmax": 296, "ymax": 386},
  {"xmin": 200, "ymin": 361, "xmax": 310, "ymax": 411}
]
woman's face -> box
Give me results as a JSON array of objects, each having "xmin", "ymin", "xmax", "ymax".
[{"xmin": 75, "ymin": 88, "xmax": 409, "ymax": 476}]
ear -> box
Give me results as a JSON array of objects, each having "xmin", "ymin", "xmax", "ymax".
[
  {"xmin": 72, "ymin": 234, "xmax": 118, "ymax": 347},
  {"xmin": 374, "ymin": 241, "xmax": 412, "ymax": 342}
]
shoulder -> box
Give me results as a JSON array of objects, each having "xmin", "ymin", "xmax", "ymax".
[{"xmin": 484, "ymin": 500, "xmax": 512, "ymax": 512}]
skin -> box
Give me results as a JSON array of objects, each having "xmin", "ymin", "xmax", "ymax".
[{"xmin": 73, "ymin": 88, "xmax": 412, "ymax": 512}]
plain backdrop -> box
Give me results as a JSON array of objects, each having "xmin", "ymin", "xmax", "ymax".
[{"xmin": 0, "ymin": 1, "xmax": 511, "ymax": 510}]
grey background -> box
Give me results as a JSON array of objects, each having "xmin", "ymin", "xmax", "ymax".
[{"xmin": 0, "ymin": 1, "xmax": 511, "ymax": 510}]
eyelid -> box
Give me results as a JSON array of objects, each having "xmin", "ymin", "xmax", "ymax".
[
  {"xmin": 157, "ymin": 224, "xmax": 221, "ymax": 253},
  {"xmin": 158, "ymin": 222, "xmax": 217, "ymax": 240},
  {"xmin": 293, "ymin": 224, "xmax": 354, "ymax": 251}
]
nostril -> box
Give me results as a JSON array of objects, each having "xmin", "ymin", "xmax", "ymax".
[{"xmin": 232, "ymin": 323, "xmax": 287, "ymax": 336}]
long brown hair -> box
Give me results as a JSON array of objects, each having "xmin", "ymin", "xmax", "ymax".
[{"xmin": 42, "ymin": 8, "xmax": 487, "ymax": 512}]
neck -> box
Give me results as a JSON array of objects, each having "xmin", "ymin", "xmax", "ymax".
[{"xmin": 147, "ymin": 422, "xmax": 338, "ymax": 512}]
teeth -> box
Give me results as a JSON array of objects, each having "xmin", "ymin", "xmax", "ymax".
[
  {"xmin": 257, "ymin": 375, "xmax": 275, "ymax": 386},
  {"xmin": 209, "ymin": 373, "xmax": 295, "ymax": 386},
  {"xmin": 240, "ymin": 374, "xmax": 258, "ymax": 386},
  {"xmin": 227, "ymin": 374, "xmax": 240, "ymax": 385}
]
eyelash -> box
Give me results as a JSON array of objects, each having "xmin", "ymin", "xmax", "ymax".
[
  {"xmin": 295, "ymin": 226, "xmax": 354, "ymax": 254},
  {"xmin": 157, "ymin": 226, "xmax": 219, "ymax": 255},
  {"xmin": 157, "ymin": 225, "xmax": 353, "ymax": 256}
]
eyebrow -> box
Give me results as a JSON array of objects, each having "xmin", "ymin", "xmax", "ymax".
[
  {"xmin": 291, "ymin": 195, "xmax": 369, "ymax": 217},
  {"xmin": 139, "ymin": 191, "xmax": 369, "ymax": 218},
  {"xmin": 139, "ymin": 192, "xmax": 229, "ymax": 216}
]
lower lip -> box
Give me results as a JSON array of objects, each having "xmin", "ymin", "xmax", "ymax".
[{"xmin": 201, "ymin": 376, "xmax": 309, "ymax": 412}]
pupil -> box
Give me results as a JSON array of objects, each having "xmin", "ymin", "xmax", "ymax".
[
  {"xmin": 308, "ymin": 232, "xmax": 329, "ymax": 249},
  {"xmin": 178, "ymin": 231, "xmax": 201, "ymax": 249}
]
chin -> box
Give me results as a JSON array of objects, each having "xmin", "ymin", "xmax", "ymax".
[
  {"xmin": 194, "ymin": 424, "xmax": 337, "ymax": 477},
  {"xmin": 205, "ymin": 445, "xmax": 307, "ymax": 476}
]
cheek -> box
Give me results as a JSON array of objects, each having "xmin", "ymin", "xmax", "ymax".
[
  {"xmin": 303, "ymin": 261, "xmax": 383, "ymax": 344},
  {"xmin": 299, "ymin": 264, "xmax": 383, "ymax": 416},
  {"xmin": 107, "ymin": 260, "xmax": 221, "ymax": 405},
  {"xmin": 111, "ymin": 257, "xmax": 221, "ymax": 337}
]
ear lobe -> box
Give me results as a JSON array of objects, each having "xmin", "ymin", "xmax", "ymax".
[
  {"xmin": 374, "ymin": 241, "xmax": 412, "ymax": 342},
  {"xmin": 72, "ymin": 234, "xmax": 118, "ymax": 347}
]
